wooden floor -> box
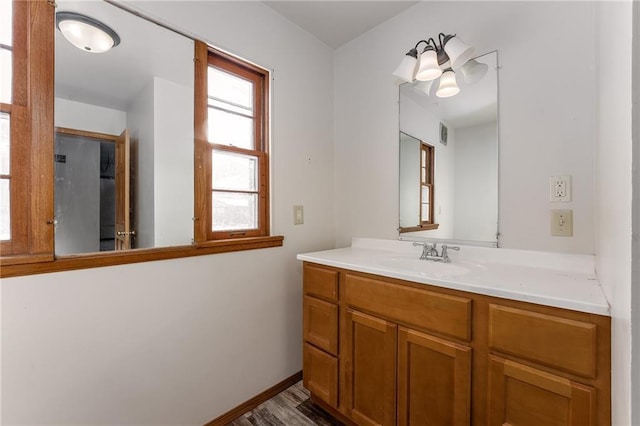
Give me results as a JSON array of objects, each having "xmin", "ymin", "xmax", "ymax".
[{"xmin": 226, "ymin": 381, "xmax": 343, "ymax": 426}]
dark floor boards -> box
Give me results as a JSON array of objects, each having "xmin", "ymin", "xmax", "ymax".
[{"xmin": 226, "ymin": 381, "xmax": 343, "ymax": 426}]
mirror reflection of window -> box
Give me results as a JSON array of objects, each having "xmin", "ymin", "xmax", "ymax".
[
  {"xmin": 420, "ymin": 143, "xmax": 435, "ymax": 225},
  {"xmin": 399, "ymin": 132, "xmax": 439, "ymax": 232}
]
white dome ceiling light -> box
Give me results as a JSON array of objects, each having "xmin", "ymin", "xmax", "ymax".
[{"xmin": 56, "ymin": 11, "xmax": 120, "ymax": 54}]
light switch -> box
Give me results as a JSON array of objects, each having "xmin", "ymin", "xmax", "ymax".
[
  {"xmin": 293, "ymin": 205, "xmax": 304, "ymax": 225},
  {"xmin": 551, "ymin": 209, "xmax": 573, "ymax": 236}
]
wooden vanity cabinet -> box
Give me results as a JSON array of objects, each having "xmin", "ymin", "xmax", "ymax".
[
  {"xmin": 302, "ymin": 265, "xmax": 339, "ymax": 408},
  {"xmin": 301, "ymin": 262, "xmax": 611, "ymax": 426}
]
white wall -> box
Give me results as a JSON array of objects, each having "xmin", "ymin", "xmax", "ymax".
[
  {"xmin": 55, "ymin": 97, "xmax": 127, "ymax": 135},
  {"xmin": 1, "ymin": 1, "xmax": 335, "ymax": 425},
  {"xmin": 127, "ymin": 80, "xmax": 155, "ymax": 249},
  {"xmin": 334, "ymin": 1, "xmax": 596, "ymax": 253},
  {"xmin": 153, "ymin": 77, "xmax": 194, "ymax": 247},
  {"xmin": 454, "ymin": 122, "xmax": 498, "ymax": 242},
  {"xmin": 594, "ymin": 2, "xmax": 634, "ymax": 425},
  {"xmin": 123, "ymin": 75, "xmax": 195, "ymax": 249}
]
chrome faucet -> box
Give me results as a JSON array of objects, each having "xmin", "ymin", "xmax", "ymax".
[{"xmin": 413, "ymin": 242, "xmax": 460, "ymax": 263}]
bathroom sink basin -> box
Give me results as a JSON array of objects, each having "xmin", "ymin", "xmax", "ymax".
[{"xmin": 376, "ymin": 256, "xmax": 475, "ymax": 277}]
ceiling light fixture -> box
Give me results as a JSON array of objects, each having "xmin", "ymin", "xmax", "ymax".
[
  {"xmin": 393, "ymin": 33, "xmax": 485, "ymax": 98},
  {"xmin": 56, "ymin": 11, "xmax": 120, "ymax": 54}
]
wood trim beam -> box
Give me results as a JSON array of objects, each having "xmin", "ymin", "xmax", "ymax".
[{"xmin": 1, "ymin": 235, "xmax": 283, "ymax": 278}]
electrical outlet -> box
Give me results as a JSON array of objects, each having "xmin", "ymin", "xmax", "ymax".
[
  {"xmin": 550, "ymin": 175, "xmax": 571, "ymax": 202},
  {"xmin": 551, "ymin": 209, "xmax": 573, "ymax": 236},
  {"xmin": 293, "ymin": 205, "xmax": 304, "ymax": 225}
]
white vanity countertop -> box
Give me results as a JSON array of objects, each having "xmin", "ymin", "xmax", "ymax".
[{"xmin": 297, "ymin": 238, "xmax": 610, "ymax": 316}]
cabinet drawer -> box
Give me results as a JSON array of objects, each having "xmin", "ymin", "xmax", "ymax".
[
  {"xmin": 303, "ymin": 342, "xmax": 338, "ymax": 407},
  {"xmin": 488, "ymin": 355, "xmax": 596, "ymax": 426},
  {"xmin": 303, "ymin": 295, "xmax": 338, "ymax": 355},
  {"xmin": 345, "ymin": 273, "xmax": 472, "ymax": 341},
  {"xmin": 304, "ymin": 264, "xmax": 338, "ymax": 302},
  {"xmin": 489, "ymin": 304, "xmax": 597, "ymax": 378}
]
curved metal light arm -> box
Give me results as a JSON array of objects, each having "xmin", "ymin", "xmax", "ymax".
[{"xmin": 438, "ymin": 32, "xmax": 456, "ymax": 49}]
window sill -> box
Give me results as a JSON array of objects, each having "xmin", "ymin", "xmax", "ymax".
[
  {"xmin": 0, "ymin": 235, "xmax": 284, "ymax": 278},
  {"xmin": 399, "ymin": 223, "xmax": 440, "ymax": 233}
]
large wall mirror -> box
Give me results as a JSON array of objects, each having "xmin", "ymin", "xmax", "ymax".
[
  {"xmin": 399, "ymin": 51, "xmax": 499, "ymax": 246},
  {"xmin": 54, "ymin": 0, "xmax": 194, "ymax": 255}
]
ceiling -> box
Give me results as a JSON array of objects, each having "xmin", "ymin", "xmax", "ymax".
[{"xmin": 263, "ymin": 1, "xmax": 419, "ymax": 49}]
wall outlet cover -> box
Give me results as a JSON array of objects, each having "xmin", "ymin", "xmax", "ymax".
[
  {"xmin": 550, "ymin": 175, "xmax": 572, "ymax": 202},
  {"xmin": 551, "ymin": 209, "xmax": 573, "ymax": 237}
]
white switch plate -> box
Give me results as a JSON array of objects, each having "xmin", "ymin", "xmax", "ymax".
[
  {"xmin": 550, "ymin": 175, "xmax": 571, "ymax": 202},
  {"xmin": 551, "ymin": 209, "xmax": 573, "ymax": 236},
  {"xmin": 293, "ymin": 205, "xmax": 304, "ymax": 225}
]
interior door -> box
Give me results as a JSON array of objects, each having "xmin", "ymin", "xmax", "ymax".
[{"xmin": 114, "ymin": 129, "xmax": 131, "ymax": 250}]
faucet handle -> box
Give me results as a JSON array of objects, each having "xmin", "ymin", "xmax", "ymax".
[
  {"xmin": 412, "ymin": 242, "xmax": 425, "ymax": 247},
  {"xmin": 441, "ymin": 244, "xmax": 460, "ymax": 263}
]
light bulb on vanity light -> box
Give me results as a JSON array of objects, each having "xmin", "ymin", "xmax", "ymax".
[
  {"xmin": 441, "ymin": 35, "xmax": 475, "ymax": 69},
  {"xmin": 392, "ymin": 47, "xmax": 419, "ymax": 83},
  {"xmin": 436, "ymin": 69, "xmax": 460, "ymax": 98},
  {"xmin": 415, "ymin": 47, "xmax": 442, "ymax": 81}
]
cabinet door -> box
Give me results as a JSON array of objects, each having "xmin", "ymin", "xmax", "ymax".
[
  {"xmin": 345, "ymin": 310, "xmax": 397, "ymax": 426},
  {"xmin": 488, "ymin": 355, "xmax": 595, "ymax": 426},
  {"xmin": 303, "ymin": 295, "xmax": 338, "ymax": 355},
  {"xmin": 303, "ymin": 343, "xmax": 338, "ymax": 407},
  {"xmin": 397, "ymin": 327, "xmax": 471, "ymax": 426}
]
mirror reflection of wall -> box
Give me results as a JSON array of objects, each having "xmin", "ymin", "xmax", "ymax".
[
  {"xmin": 54, "ymin": 0, "xmax": 195, "ymax": 255},
  {"xmin": 399, "ymin": 51, "xmax": 498, "ymax": 245}
]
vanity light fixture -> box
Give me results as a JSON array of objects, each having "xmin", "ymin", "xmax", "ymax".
[
  {"xmin": 56, "ymin": 11, "xmax": 120, "ymax": 54},
  {"xmin": 393, "ymin": 33, "xmax": 483, "ymax": 98}
]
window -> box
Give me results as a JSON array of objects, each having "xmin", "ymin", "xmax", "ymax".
[
  {"xmin": 420, "ymin": 143, "xmax": 435, "ymax": 227},
  {"xmin": 0, "ymin": 0, "xmax": 54, "ymax": 262},
  {"xmin": 194, "ymin": 42, "xmax": 270, "ymax": 241}
]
